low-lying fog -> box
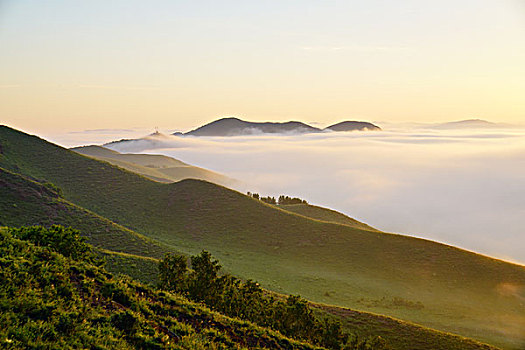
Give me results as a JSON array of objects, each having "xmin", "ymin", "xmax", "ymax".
[{"xmin": 52, "ymin": 127, "xmax": 525, "ymax": 264}]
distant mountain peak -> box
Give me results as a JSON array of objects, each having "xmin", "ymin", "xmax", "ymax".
[
  {"xmin": 179, "ymin": 117, "xmax": 380, "ymax": 136},
  {"xmin": 431, "ymin": 119, "xmax": 507, "ymax": 130},
  {"xmin": 183, "ymin": 117, "xmax": 321, "ymax": 136},
  {"xmin": 325, "ymin": 121, "xmax": 381, "ymax": 132}
]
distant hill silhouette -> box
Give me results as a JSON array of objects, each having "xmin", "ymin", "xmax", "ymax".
[
  {"xmin": 431, "ymin": 119, "xmax": 507, "ymax": 130},
  {"xmin": 325, "ymin": 121, "xmax": 381, "ymax": 132},
  {"xmin": 180, "ymin": 117, "xmax": 381, "ymax": 136},
  {"xmin": 184, "ymin": 117, "xmax": 321, "ymax": 136}
]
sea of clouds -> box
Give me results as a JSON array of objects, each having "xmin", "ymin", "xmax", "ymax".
[{"xmin": 50, "ymin": 126, "xmax": 525, "ymax": 264}]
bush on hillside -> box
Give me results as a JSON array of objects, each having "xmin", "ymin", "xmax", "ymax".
[
  {"xmin": 8, "ymin": 225, "xmax": 98, "ymax": 263},
  {"xmin": 158, "ymin": 251, "xmax": 387, "ymax": 349}
]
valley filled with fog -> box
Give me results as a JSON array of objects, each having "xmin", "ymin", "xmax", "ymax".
[{"xmin": 52, "ymin": 126, "xmax": 525, "ymax": 264}]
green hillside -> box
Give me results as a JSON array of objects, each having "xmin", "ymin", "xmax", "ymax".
[
  {"xmin": 0, "ymin": 227, "xmax": 323, "ymax": 350},
  {"xmin": 0, "ymin": 167, "xmax": 175, "ymax": 261},
  {"xmin": 1, "ymin": 125, "xmax": 524, "ymax": 349},
  {"xmin": 73, "ymin": 145, "xmax": 237, "ymax": 187},
  {"xmin": 312, "ymin": 303, "xmax": 497, "ymax": 350},
  {"xmin": 0, "ymin": 168, "xmax": 504, "ymax": 350},
  {"xmin": 279, "ymin": 204, "xmax": 378, "ymax": 231}
]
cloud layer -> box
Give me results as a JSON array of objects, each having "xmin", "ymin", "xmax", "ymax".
[{"xmin": 59, "ymin": 127, "xmax": 525, "ymax": 264}]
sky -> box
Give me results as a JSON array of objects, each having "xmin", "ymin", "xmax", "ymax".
[{"xmin": 1, "ymin": 0, "xmax": 525, "ymax": 133}]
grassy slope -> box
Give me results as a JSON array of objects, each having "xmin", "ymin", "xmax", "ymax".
[
  {"xmin": 311, "ymin": 303, "xmax": 497, "ymax": 350},
  {"xmin": 1, "ymin": 125, "xmax": 524, "ymax": 349},
  {"xmin": 0, "ymin": 168, "xmax": 504, "ymax": 350},
  {"xmin": 73, "ymin": 145, "xmax": 237, "ymax": 187},
  {"xmin": 278, "ymin": 204, "xmax": 378, "ymax": 231},
  {"xmin": 0, "ymin": 228, "xmax": 322, "ymax": 350},
  {"xmin": 0, "ymin": 167, "xmax": 176, "ymax": 260},
  {"xmin": 99, "ymin": 249, "xmax": 161, "ymax": 285}
]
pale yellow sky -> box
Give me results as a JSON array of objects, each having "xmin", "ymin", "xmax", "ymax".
[{"xmin": 1, "ymin": 0, "xmax": 524, "ymax": 133}]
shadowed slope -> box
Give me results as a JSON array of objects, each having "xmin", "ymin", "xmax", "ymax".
[
  {"xmin": 1, "ymin": 125, "xmax": 524, "ymax": 349},
  {"xmin": 0, "ymin": 167, "xmax": 175, "ymax": 260}
]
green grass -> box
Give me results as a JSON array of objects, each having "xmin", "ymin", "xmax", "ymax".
[
  {"xmin": 1, "ymin": 125, "xmax": 525, "ymax": 349},
  {"xmin": 311, "ymin": 303, "xmax": 498, "ymax": 350},
  {"xmin": 99, "ymin": 250, "xmax": 161, "ymax": 286},
  {"xmin": 0, "ymin": 167, "xmax": 177, "ymax": 260},
  {"xmin": 0, "ymin": 167, "xmax": 506, "ymax": 350},
  {"xmin": 278, "ymin": 204, "xmax": 378, "ymax": 231},
  {"xmin": 0, "ymin": 227, "xmax": 323, "ymax": 350}
]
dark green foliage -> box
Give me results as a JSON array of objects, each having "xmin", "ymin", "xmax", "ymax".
[
  {"xmin": 158, "ymin": 251, "xmax": 384, "ymax": 349},
  {"xmin": 320, "ymin": 319, "xmax": 348, "ymax": 349},
  {"xmin": 278, "ymin": 195, "xmax": 307, "ymax": 205},
  {"xmin": 111, "ymin": 310, "xmax": 139, "ymax": 334},
  {"xmin": 261, "ymin": 196, "xmax": 277, "ymax": 204},
  {"xmin": 188, "ymin": 251, "xmax": 225, "ymax": 305},
  {"xmin": 275, "ymin": 295, "xmax": 318, "ymax": 341},
  {"xmin": 8, "ymin": 225, "xmax": 97, "ymax": 263},
  {"xmin": 247, "ymin": 192, "xmax": 302, "ymax": 205},
  {"xmin": 158, "ymin": 253, "xmax": 188, "ymax": 293}
]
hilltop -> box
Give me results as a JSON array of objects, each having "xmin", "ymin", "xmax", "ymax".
[
  {"xmin": 72, "ymin": 145, "xmax": 237, "ymax": 187},
  {"xmin": 325, "ymin": 121, "xmax": 381, "ymax": 132},
  {"xmin": 1, "ymin": 125, "xmax": 524, "ymax": 349},
  {"xmin": 100, "ymin": 118, "xmax": 382, "ymax": 150},
  {"xmin": 184, "ymin": 117, "xmax": 321, "ymax": 136},
  {"xmin": 183, "ymin": 117, "xmax": 381, "ymax": 136}
]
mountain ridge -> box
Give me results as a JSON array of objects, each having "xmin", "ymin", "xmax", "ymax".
[{"xmin": 183, "ymin": 117, "xmax": 381, "ymax": 136}]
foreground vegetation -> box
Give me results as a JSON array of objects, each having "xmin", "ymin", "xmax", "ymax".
[
  {"xmin": 158, "ymin": 251, "xmax": 388, "ymax": 349},
  {"xmin": 0, "ymin": 226, "xmax": 327, "ymax": 349},
  {"xmin": 1, "ymin": 125, "xmax": 524, "ymax": 348}
]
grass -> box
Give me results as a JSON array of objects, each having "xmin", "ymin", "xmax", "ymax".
[
  {"xmin": 0, "ymin": 167, "xmax": 508, "ymax": 350},
  {"xmin": 278, "ymin": 204, "xmax": 378, "ymax": 231},
  {"xmin": 311, "ymin": 303, "xmax": 498, "ymax": 350},
  {"xmin": 0, "ymin": 227, "xmax": 323, "ymax": 350},
  {"xmin": 99, "ymin": 249, "xmax": 161, "ymax": 286},
  {"xmin": 0, "ymin": 167, "xmax": 177, "ymax": 260},
  {"xmin": 1, "ymin": 125, "xmax": 525, "ymax": 349}
]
